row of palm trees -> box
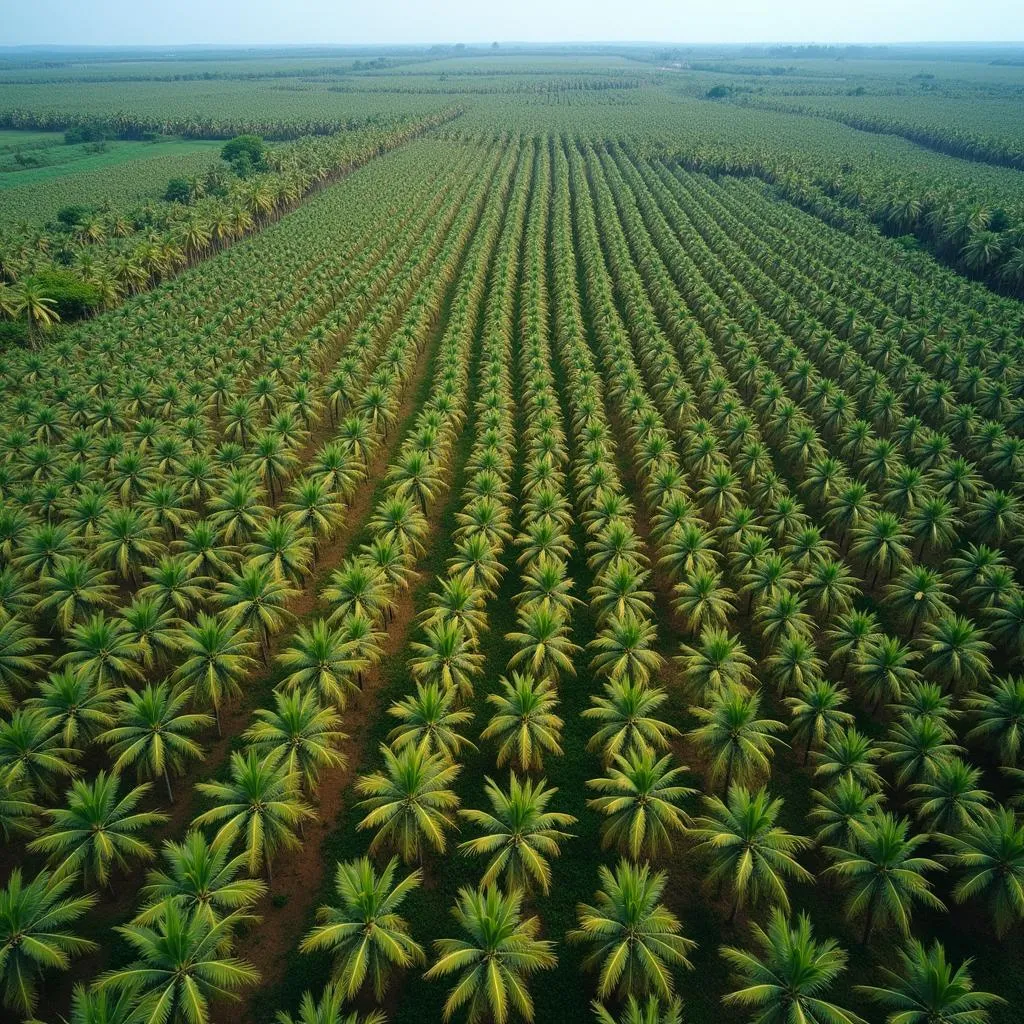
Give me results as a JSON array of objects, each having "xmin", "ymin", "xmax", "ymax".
[
  {"xmin": 0, "ymin": 109, "xmax": 463, "ymax": 341},
  {"xmin": 0, "ymin": 140, "xmax": 513, "ymax": 1021}
]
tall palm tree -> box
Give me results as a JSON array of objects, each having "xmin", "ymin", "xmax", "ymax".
[
  {"xmin": 784, "ymin": 679, "xmax": 854, "ymax": 763},
  {"xmin": 964, "ymin": 676, "xmax": 1024, "ymax": 765},
  {"xmin": 29, "ymin": 771, "xmax": 166, "ymax": 887},
  {"xmin": 355, "ymin": 744, "xmax": 461, "ymax": 863},
  {"xmin": 136, "ymin": 830, "xmax": 267, "ymax": 927},
  {"xmin": 687, "ymin": 685, "xmax": 786, "ymax": 793},
  {"xmin": 809, "ymin": 778, "xmax": 886, "ymax": 849},
  {"xmin": 277, "ymin": 618, "xmax": 363, "ymax": 710},
  {"xmin": 721, "ymin": 909, "xmax": 864, "ymax": 1024},
  {"xmin": 299, "ymin": 856, "xmax": 424, "ymax": 1001},
  {"xmin": 425, "ymin": 885, "xmax": 557, "ymax": 1024},
  {"xmin": 591, "ymin": 996, "xmax": 683, "ymax": 1024},
  {"xmin": 100, "ymin": 682, "xmax": 212, "ymax": 802},
  {"xmin": 481, "ymin": 671, "xmax": 565, "ymax": 772},
  {"xmin": 62, "ymin": 983, "xmax": 137, "ymax": 1024},
  {"xmin": 11, "ymin": 278, "xmax": 60, "ymax": 347},
  {"xmin": 677, "ymin": 627, "xmax": 755, "ymax": 703},
  {"xmin": 856, "ymin": 938, "xmax": 1004, "ymax": 1024},
  {"xmin": 587, "ymin": 746, "xmax": 694, "ymax": 859},
  {"xmin": 216, "ymin": 560, "xmax": 297, "ymax": 663},
  {"xmin": 583, "ymin": 679, "xmax": 681, "ymax": 761},
  {"xmin": 174, "ymin": 612, "xmax": 258, "ymax": 735},
  {"xmin": 25, "ymin": 668, "xmax": 118, "ymax": 747},
  {"xmin": 909, "ymin": 757, "xmax": 992, "ymax": 834},
  {"xmin": 941, "ymin": 806, "xmax": 1024, "ymax": 936},
  {"xmin": 97, "ymin": 902, "xmax": 259, "ymax": 1024},
  {"xmin": 571, "ymin": 859, "xmax": 696, "ymax": 1001},
  {"xmin": 589, "ymin": 611, "xmax": 663, "ymax": 687},
  {"xmin": 690, "ymin": 785, "xmax": 812, "ymax": 920},
  {"xmin": 0, "ymin": 867, "xmax": 96, "ymax": 1014},
  {"xmin": 825, "ymin": 812, "xmax": 945, "ymax": 942},
  {"xmin": 243, "ymin": 688, "xmax": 346, "ymax": 793},
  {"xmin": 387, "ymin": 681, "xmax": 476, "ymax": 760},
  {"xmin": 0, "ymin": 707, "xmax": 82, "ymax": 799},
  {"xmin": 458, "ymin": 773, "xmax": 576, "ymax": 894},
  {"xmin": 194, "ymin": 749, "xmax": 313, "ymax": 884},
  {"xmin": 410, "ymin": 619, "xmax": 485, "ymax": 701},
  {"xmin": 505, "ymin": 602, "xmax": 580, "ymax": 682},
  {"xmin": 0, "ymin": 763, "xmax": 43, "ymax": 840}
]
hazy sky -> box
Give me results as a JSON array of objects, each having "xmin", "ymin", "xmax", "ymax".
[{"xmin": 3, "ymin": 0, "xmax": 1023, "ymax": 47}]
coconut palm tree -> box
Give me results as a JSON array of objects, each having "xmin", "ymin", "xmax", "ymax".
[
  {"xmin": 784, "ymin": 679, "xmax": 855, "ymax": 763},
  {"xmin": 0, "ymin": 867, "xmax": 96, "ymax": 1015},
  {"xmin": 276, "ymin": 984, "xmax": 385, "ymax": 1024},
  {"xmin": 721, "ymin": 909, "xmax": 864, "ymax": 1024},
  {"xmin": 0, "ymin": 707, "xmax": 82, "ymax": 799},
  {"xmin": 243, "ymin": 688, "xmax": 347, "ymax": 792},
  {"xmin": 410, "ymin": 619, "xmax": 485, "ymax": 702},
  {"xmin": 583, "ymin": 679, "xmax": 681, "ymax": 762},
  {"xmin": 814, "ymin": 727, "xmax": 884, "ymax": 792},
  {"xmin": 100, "ymin": 682, "xmax": 212, "ymax": 802},
  {"xmin": 36, "ymin": 556, "xmax": 119, "ymax": 633},
  {"xmin": 587, "ymin": 746, "xmax": 694, "ymax": 859},
  {"xmin": 97, "ymin": 902, "xmax": 258, "ymax": 1024},
  {"xmin": 135, "ymin": 830, "xmax": 267, "ymax": 927},
  {"xmin": 277, "ymin": 618, "xmax": 363, "ymax": 710},
  {"xmin": 173, "ymin": 613, "xmax": 258, "ymax": 735},
  {"xmin": 387, "ymin": 681, "xmax": 476, "ymax": 761},
  {"xmin": 687, "ymin": 685, "xmax": 786, "ymax": 793},
  {"xmin": 481, "ymin": 672, "xmax": 564, "ymax": 772},
  {"xmin": 0, "ymin": 764, "xmax": 42, "ymax": 840},
  {"xmin": 919, "ymin": 614, "xmax": 993, "ymax": 695},
  {"xmin": 809, "ymin": 778, "xmax": 886, "ymax": 849},
  {"xmin": 856, "ymin": 938, "xmax": 1004, "ymax": 1024},
  {"xmin": 58, "ymin": 612, "xmax": 145, "ymax": 690},
  {"xmin": 909, "ymin": 757, "xmax": 992, "ymax": 834},
  {"xmin": 825, "ymin": 812, "xmax": 945, "ymax": 942},
  {"xmin": 0, "ymin": 616, "xmax": 44, "ymax": 710},
  {"xmin": 62, "ymin": 984, "xmax": 137, "ymax": 1024},
  {"xmin": 505, "ymin": 603, "xmax": 580, "ymax": 682},
  {"xmin": 941, "ymin": 806, "xmax": 1024, "ymax": 936},
  {"xmin": 677, "ymin": 627, "xmax": 755, "ymax": 703},
  {"xmin": 25, "ymin": 669, "xmax": 118, "ymax": 747},
  {"xmin": 299, "ymin": 856, "xmax": 424, "ymax": 1001},
  {"xmin": 29, "ymin": 770, "xmax": 166, "ymax": 887},
  {"xmin": 881, "ymin": 716, "xmax": 964, "ymax": 788},
  {"xmin": 964, "ymin": 676, "xmax": 1024, "ymax": 764},
  {"xmin": 855, "ymin": 635, "xmax": 921, "ymax": 710},
  {"xmin": 194, "ymin": 749, "xmax": 313, "ymax": 884},
  {"xmin": 690, "ymin": 785, "xmax": 812, "ymax": 920},
  {"xmin": 571, "ymin": 859, "xmax": 695, "ymax": 1001},
  {"xmin": 425, "ymin": 885, "xmax": 557, "ymax": 1024},
  {"xmin": 458, "ymin": 773, "xmax": 576, "ymax": 894},
  {"xmin": 216, "ymin": 560, "xmax": 297, "ymax": 663},
  {"xmin": 355, "ymin": 743, "xmax": 461, "ymax": 863},
  {"xmin": 591, "ymin": 996, "xmax": 683, "ymax": 1024}
]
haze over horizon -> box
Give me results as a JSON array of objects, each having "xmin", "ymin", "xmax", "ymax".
[{"xmin": 3, "ymin": 0, "xmax": 1023, "ymax": 48}]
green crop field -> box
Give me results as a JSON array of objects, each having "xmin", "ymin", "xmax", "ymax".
[{"xmin": 1, "ymin": 38, "xmax": 1024, "ymax": 1024}]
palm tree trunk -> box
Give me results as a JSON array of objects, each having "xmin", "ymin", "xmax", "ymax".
[
  {"xmin": 214, "ymin": 697, "xmax": 222, "ymax": 739},
  {"xmin": 164, "ymin": 766, "xmax": 175, "ymax": 804},
  {"xmin": 266, "ymin": 848, "xmax": 273, "ymax": 887},
  {"xmin": 862, "ymin": 890, "xmax": 878, "ymax": 944}
]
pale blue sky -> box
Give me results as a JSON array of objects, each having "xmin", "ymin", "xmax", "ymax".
[{"xmin": 2, "ymin": 0, "xmax": 1023, "ymax": 47}]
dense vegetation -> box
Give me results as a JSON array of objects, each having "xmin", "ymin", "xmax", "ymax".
[{"xmin": 0, "ymin": 42, "xmax": 1024, "ymax": 1024}]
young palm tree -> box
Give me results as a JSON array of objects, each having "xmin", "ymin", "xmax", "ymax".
[
  {"xmin": 194, "ymin": 749, "xmax": 313, "ymax": 883},
  {"xmin": 825, "ymin": 812, "xmax": 945, "ymax": 942},
  {"xmin": 690, "ymin": 785, "xmax": 812, "ymax": 920},
  {"xmin": 243, "ymin": 688, "xmax": 347, "ymax": 792},
  {"xmin": 277, "ymin": 618, "xmax": 363, "ymax": 710},
  {"xmin": 676, "ymin": 627, "xmax": 755, "ymax": 704},
  {"xmin": 25, "ymin": 668, "xmax": 118, "ymax": 747},
  {"xmin": 97, "ymin": 902, "xmax": 258, "ymax": 1024},
  {"xmin": 856, "ymin": 938, "xmax": 1004, "ymax": 1024},
  {"xmin": 587, "ymin": 746, "xmax": 694, "ymax": 859},
  {"xmin": 721, "ymin": 909, "xmax": 864, "ymax": 1024},
  {"xmin": 299, "ymin": 856, "xmax": 424, "ymax": 1001},
  {"xmin": 687, "ymin": 685, "xmax": 785, "ymax": 793},
  {"xmin": 136, "ymin": 830, "xmax": 267, "ymax": 927},
  {"xmin": 355, "ymin": 744, "xmax": 461, "ymax": 863},
  {"xmin": 409, "ymin": 619, "xmax": 485, "ymax": 702},
  {"xmin": 482, "ymin": 671, "xmax": 565, "ymax": 772},
  {"xmin": 809, "ymin": 778, "xmax": 886, "ymax": 849},
  {"xmin": 387, "ymin": 681, "xmax": 476, "ymax": 761},
  {"xmin": 100, "ymin": 682, "xmax": 212, "ymax": 802},
  {"xmin": 909, "ymin": 757, "xmax": 992, "ymax": 834},
  {"xmin": 941, "ymin": 806, "xmax": 1024, "ymax": 936},
  {"xmin": 591, "ymin": 996, "xmax": 683, "ymax": 1024},
  {"xmin": 276, "ymin": 984, "xmax": 385, "ymax": 1024},
  {"xmin": 0, "ymin": 867, "xmax": 96, "ymax": 1015},
  {"xmin": 216, "ymin": 560, "xmax": 298, "ymax": 663},
  {"xmin": 505, "ymin": 602, "xmax": 580, "ymax": 682},
  {"xmin": 571, "ymin": 859, "xmax": 695, "ymax": 1001},
  {"xmin": 173, "ymin": 612, "xmax": 258, "ymax": 735},
  {"xmin": 583, "ymin": 679, "xmax": 681, "ymax": 761},
  {"xmin": 29, "ymin": 770, "xmax": 166, "ymax": 887},
  {"xmin": 964, "ymin": 676, "xmax": 1024, "ymax": 765},
  {"xmin": 784, "ymin": 679, "xmax": 854, "ymax": 763},
  {"xmin": 425, "ymin": 885, "xmax": 557, "ymax": 1024},
  {"xmin": 459, "ymin": 773, "xmax": 576, "ymax": 893},
  {"xmin": 589, "ymin": 611, "xmax": 663, "ymax": 687}
]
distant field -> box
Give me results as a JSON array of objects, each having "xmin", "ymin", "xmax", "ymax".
[{"xmin": 0, "ymin": 136, "xmax": 221, "ymax": 222}]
